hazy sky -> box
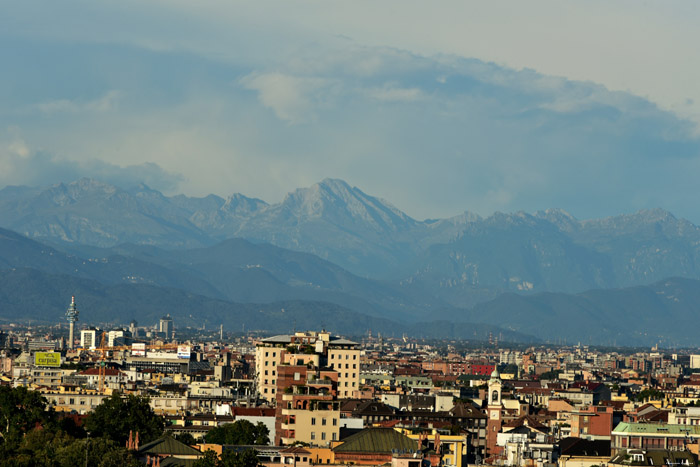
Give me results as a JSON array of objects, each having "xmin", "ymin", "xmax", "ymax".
[{"xmin": 2, "ymin": 1, "xmax": 700, "ymax": 222}]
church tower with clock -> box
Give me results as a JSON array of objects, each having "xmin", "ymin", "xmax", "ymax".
[{"xmin": 486, "ymin": 368, "xmax": 503, "ymax": 458}]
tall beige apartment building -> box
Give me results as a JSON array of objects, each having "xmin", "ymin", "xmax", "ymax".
[{"xmin": 255, "ymin": 331, "xmax": 360, "ymax": 403}]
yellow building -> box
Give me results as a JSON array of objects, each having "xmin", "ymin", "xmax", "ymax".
[
  {"xmin": 404, "ymin": 430, "xmax": 467, "ymax": 467},
  {"xmin": 280, "ymin": 399, "xmax": 342, "ymax": 446},
  {"xmin": 256, "ymin": 331, "xmax": 360, "ymax": 403}
]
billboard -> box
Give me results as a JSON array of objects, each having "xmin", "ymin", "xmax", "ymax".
[
  {"xmin": 177, "ymin": 345, "xmax": 191, "ymax": 359},
  {"xmin": 132, "ymin": 343, "xmax": 146, "ymax": 357},
  {"xmin": 34, "ymin": 352, "xmax": 61, "ymax": 367}
]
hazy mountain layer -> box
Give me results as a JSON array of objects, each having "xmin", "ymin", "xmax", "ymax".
[
  {"xmin": 4, "ymin": 178, "xmax": 700, "ymax": 306},
  {"xmin": 0, "ymin": 227, "xmax": 450, "ymax": 321},
  {"xmin": 464, "ymin": 277, "xmax": 700, "ymax": 346},
  {"xmin": 0, "ymin": 268, "xmax": 534, "ymax": 341}
]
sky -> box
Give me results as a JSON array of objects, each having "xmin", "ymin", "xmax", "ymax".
[{"xmin": 1, "ymin": 1, "xmax": 700, "ymax": 222}]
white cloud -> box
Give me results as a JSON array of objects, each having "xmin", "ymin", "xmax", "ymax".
[
  {"xmin": 365, "ymin": 83, "xmax": 422, "ymax": 102},
  {"xmin": 239, "ymin": 72, "xmax": 337, "ymax": 124},
  {"xmin": 36, "ymin": 90, "xmax": 122, "ymax": 115}
]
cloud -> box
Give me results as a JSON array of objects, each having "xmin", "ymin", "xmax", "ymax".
[
  {"xmin": 240, "ymin": 72, "xmax": 337, "ymax": 124},
  {"xmin": 2, "ymin": 26, "xmax": 700, "ymax": 223},
  {"xmin": 365, "ymin": 83, "xmax": 423, "ymax": 102},
  {"xmin": 0, "ymin": 129, "xmax": 183, "ymax": 192},
  {"xmin": 36, "ymin": 90, "xmax": 123, "ymax": 115}
]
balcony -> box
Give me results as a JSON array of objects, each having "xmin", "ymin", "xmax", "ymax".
[{"xmin": 307, "ymin": 379, "xmax": 332, "ymax": 386}]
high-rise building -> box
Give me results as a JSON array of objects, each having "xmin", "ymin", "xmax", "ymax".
[
  {"xmin": 159, "ymin": 315, "xmax": 173, "ymax": 339},
  {"xmin": 255, "ymin": 331, "xmax": 360, "ymax": 404},
  {"xmin": 81, "ymin": 328, "xmax": 99, "ymax": 350}
]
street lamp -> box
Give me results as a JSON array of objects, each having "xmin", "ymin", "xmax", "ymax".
[{"xmin": 85, "ymin": 431, "xmax": 90, "ymax": 467}]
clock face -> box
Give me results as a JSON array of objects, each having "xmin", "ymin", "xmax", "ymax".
[{"xmin": 490, "ymin": 409, "xmax": 499, "ymax": 420}]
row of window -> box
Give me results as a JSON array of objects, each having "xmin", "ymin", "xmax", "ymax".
[
  {"xmin": 330, "ymin": 363, "xmax": 356, "ymax": 369},
  {"xmin": 310, "ymin": 417, "xmax": 338, "ymax": 426},
  {"xmin": 309, "ymin": 431, "xmax": 337, "ymax": 441},
  {"xmin": 329, "ymin": 353, "xmax": 357, "ymax": 360}
]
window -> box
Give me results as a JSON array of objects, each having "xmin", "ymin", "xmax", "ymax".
[
  {"xmin": 332, "ymin": 433, "xmax": 337, "ymax": 441},
  {"xmin": 265, "ymin": 370, "xmax": 268, "ymax": 375},
  {"xmin": 353, "ymin": 354, "xmax": 357, "ymax": 359},
  {"xmin": 332, "ymin": 419, "xmax": 337, "ymax": 426},
  {"xmin": 311, "ymin": 432, "xmax": 315, "ymax": 440},
  {"xmin": 322, "ymin": 418, "xmax": 327, "ymax": 426},
  {"xmin": 322, "ymin": 432, "xmax": 326, "ymax": 441},
  {"xmin": 295, "ymin": 372, "xmax": 301, "ymax": 381},
  {"xmin": 311, "ymin": 418, "xmax": 316, "ymax": 425}
]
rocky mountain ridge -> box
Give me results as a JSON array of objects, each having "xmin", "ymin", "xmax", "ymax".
[{"xmin": 2, "ymin": 178, "xmax": 700, "ymax": 305}]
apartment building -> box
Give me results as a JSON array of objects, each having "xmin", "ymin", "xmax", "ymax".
[{"xmin": 255, "ymin": 331, "xmax": 360, "ymax": 403}]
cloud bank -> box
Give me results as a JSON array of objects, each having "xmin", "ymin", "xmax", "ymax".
[{"xmin": 1, "ymin": 3, "xmax": 700, "ymax": 223}]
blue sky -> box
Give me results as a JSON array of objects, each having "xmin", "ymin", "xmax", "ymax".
[{"xmin": 1, "ymin": 1, "xmax": 700, "ymax": 222}]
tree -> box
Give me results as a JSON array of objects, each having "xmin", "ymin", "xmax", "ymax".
[
  {"xmin": 204, "ymin": 420, "xmax": 269, "ymax": 446},
  {"xmin": 54, "ymin": 436, "xmax": 141, "ymax": 467},
  {"xmin": 220, "ymin": 448, "xmax": 261, "ymax": 467},
  {"xmin": 0, "ymin": 386, "xmax": 52, "ymax": 446},
  {"xmin": 174, "ymin": 432, "xmax": 196, "ymax": 446},
  {"xmin": 85, "ymin": 392, "xmax": 165, "ymax": 445},
  {"xmin": 635, "ymin": 388, "xmax": 664, "ymax": 402},
  {"xmin": 194, "ymin": 449, "xmax": 221, "ymax": 467},
  {"xmin": 4, "ymin": 428, "xmax": 73, "ymax": 467}
]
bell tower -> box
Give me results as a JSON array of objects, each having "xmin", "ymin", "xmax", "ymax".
[{"xmin": 486, "ymin": 368, "xmax": 503, "ymax": 458}]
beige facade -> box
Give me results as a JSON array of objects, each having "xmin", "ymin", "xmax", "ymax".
[
  {"xmin": 327, "ymin": 347, "xmax": 360, "ymax": 398},
  {"xmin": 280, "ymin": 405, "xmax": 340, "ymax": 446},
  {"xmin": 41, "ymin": 389, "xmax": 107, "ymax": 414},
  {"xmin": 255, "ymin": 331, "xmax": 360, "ymax": 403},
  {"xmin": 256, "ymin": 343, "xmax": 285, "ymax": 403}
]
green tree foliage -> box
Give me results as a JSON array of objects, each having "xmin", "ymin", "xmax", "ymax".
[
  {"xmin": 194, "ymin": 449, "xmax": 263, "ymax": 467},
  {"xmin": 220, "ymin": 448, "xmax": 262, "ymax": 467},
  {"xmin": 636, "ymin": 388, "xmax": 664, "ymax": 402},
  {"xmin": 85, "ymin": 392, "xmax": 165, "ymax": 445},
  {"xmin": 53, "ymin": 436, "xmax": 141, "ymax": 467},
  {"xmin": 194, "ymin": 449, "xmax": 221, "ymax": 467},
  {"xmin": 0, "ymin": 428, "xmax": 140, "ymax": 467},
  {"xmin": 204, "ymin": 420, "xmax": 269, "ymax": 446},
  {"xmin": 539, "ymin": 370, "xmax": 561, "ymax": 380},
  {"xmin": 174, "ymin": 432, "xmax": 196, "ymax": 446},
  {"xmin": 0, "ymin": 387, "xmax": 147, "ymax": 466},
  {"xmin": 0, "ymin": 386, "xmax": 51, "ymax": 446}
]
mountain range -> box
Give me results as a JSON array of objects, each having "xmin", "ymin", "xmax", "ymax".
[{"xmin": 3, "ymin": 178, "xmax": 700, "ymax": 345}]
